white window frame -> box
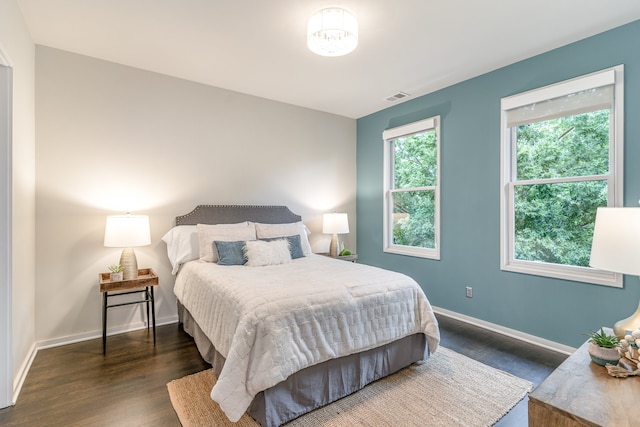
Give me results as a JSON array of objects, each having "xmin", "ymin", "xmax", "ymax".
[
  {"xmin": 500, "ymin": 65, "xmax": 624, "ymax": 287},
  {"xmin": 383, "ymin": 116, "xmax": 441, "ymax": 259}
]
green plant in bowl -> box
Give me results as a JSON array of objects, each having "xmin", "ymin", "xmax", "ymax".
[
  {"xmin": 586, "ymin": 328, "xmax": 619, "ymax": 348},
  {"xmin": 585, "ymin": 328, "xmax": 621, "ymax": 366},
  {"xmin": 108, "ymin": 265, "xmax": 123, "ymax": 273}
]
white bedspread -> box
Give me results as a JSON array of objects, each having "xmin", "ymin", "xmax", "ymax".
[{"xmin": 174, "ymin": 254, "xmax": 440, "ymax": 422}]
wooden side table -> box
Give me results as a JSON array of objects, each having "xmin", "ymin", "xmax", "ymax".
[
  {"xmin": 319, "ymin": 253, "xmax": 359, "ymax": 262},
  {"xmin": 98, "ymin": 268, "xmax": 158, "ymax": 355},
  {"xmin": 529, "ymin": 327, "xmax": 640, "ymax": 426}
]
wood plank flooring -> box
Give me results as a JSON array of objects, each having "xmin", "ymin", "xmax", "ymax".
[
  {"xmin": 0, "ymin": 314, "xmax": 567, "ymax": 426},
  {"xmin": 0, "ymin": 324, "xmax": 210, "ymax": 426}
]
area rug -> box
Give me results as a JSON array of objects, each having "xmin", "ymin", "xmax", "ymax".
[{"xmin": 167, "ymin": 347, "xmax": 532, "ymax": 427}]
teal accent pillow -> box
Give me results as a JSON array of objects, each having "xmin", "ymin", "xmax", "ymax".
[
  {"xmin": 260, "ymin": 235, "xmax": 305, "ymax": 259},
  {"xmin": 214, "ymin": 240, "xmax": 247, "ymax": 265}
]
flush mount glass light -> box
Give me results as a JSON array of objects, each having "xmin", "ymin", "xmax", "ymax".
[{"xmin": 307, "ymin": 8, "xmax": 358, "ymax": 57}]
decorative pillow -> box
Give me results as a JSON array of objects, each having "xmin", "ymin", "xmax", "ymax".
[
  {"xmin": 244, "ymin": 239, "xmax": 292, "ymax": 267},
  {"xmin": 260, "ymin": 235, "xmax": 304, "ymax": 259},
  {"xmin": 214, "ymin": 240, "xmax": 247, "ymax": 266},
  {"xmin": 161, "ymin": 225, "xmax": 199, "ymax": 274},
  {"xmin": 197, "ymin": 222, "xmax": 257, "ymax": 262},
  {"xmin": 255, "ymin": 222, "xmax": 312, "ymax": 255}
]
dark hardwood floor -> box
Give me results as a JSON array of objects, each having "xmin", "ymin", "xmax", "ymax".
[
  {"xmin": 0, "ymin": 324, "xmax": 210, "ymax": 427},
  {"xmin": 0, "ymin": 315, "xmax": 568, "ymax": 426}
]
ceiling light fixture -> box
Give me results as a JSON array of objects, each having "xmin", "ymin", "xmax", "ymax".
[{"xmin": 307, "ymin": 8, "xmax": 358, "ymax": 57}]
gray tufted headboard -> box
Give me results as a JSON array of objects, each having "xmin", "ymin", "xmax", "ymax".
[{"xmin": 175, "ymin": 205, "xmax": 302, "ymax": 226}]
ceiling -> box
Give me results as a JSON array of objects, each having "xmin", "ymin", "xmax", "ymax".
[{"xmin": 17, "ymin": 0, "xmax": 640, "ymax": 119}]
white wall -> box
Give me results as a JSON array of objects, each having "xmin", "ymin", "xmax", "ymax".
[
  {"xmin": 0, "ymin": 0, "xmax": 36, "ymax": 404},
  {"xmin": 35, "ymin": 46, "xmax": 356, "ymax": 344}
]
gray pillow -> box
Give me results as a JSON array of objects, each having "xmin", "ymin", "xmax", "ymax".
[
  {"xmin": 260, "ymin": 234, "xmax": 305, "ymax": 259},
  {"xmin": 214, "ymin": 240, "xmax": 247, "ymax": 265}
]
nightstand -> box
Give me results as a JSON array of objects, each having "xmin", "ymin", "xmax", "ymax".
[
  {"xmin": 319, "ymin": 253, "xmax": 358, "ymax": 262},
  {"xmin": 98, "ymin": 268, "xmax": 158, "ymax": 355}
]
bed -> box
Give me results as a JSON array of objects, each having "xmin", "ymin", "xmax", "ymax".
[{"xmin": 162, "ymin": 205, "xmax": 440, "ymax": 426}]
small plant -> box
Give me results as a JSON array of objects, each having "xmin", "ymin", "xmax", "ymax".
[
  {"xmin": 585, "ymin": 328, "xmax": 619, "ymax": 348},
  {"xmin": 108, "ymin": 265, "xmax": 123, "ymax": 273}
]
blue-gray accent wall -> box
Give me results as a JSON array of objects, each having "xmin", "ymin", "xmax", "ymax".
[{"xmin": 356, "ymin": 20, "xmax": 640, "ymax": 348}]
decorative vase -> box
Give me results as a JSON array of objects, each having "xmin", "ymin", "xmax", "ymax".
[
  {"xmin": 110, "ymin": 272, "xmax": 123, "ymax": 282},
  {"xmin": 587, "ymin": 342, "xmax": 620, "ymax": 366}
]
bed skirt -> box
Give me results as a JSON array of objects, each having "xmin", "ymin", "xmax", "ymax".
[{"xmin": 178, "ymin": 303, "xmax": 429, "ymax": 427}]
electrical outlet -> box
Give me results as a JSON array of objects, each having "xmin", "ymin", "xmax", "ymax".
[{"xmin": 466, "ymin": 286, "xmax": 473, "ymax": 298}]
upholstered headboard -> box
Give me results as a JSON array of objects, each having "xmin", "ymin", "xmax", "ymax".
[{"xmin": 175, "ymin": 205, "xmax": 302, "ymax": 226}]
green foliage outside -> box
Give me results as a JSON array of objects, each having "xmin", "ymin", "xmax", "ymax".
[
  {"xmin": 392, "ymin": 131, "xmax": 437, "ymax": 248},
  {"xmin": 389, "ymin": 109, "xmax": 610, "ymax": 264},
  {"xmin": 514, "ymin": 110, "xmax": 610, "ymax": 267}
]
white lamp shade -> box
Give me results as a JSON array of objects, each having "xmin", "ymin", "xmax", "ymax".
[
  {"xmin": 323, "ymin": 213, "xmax": 349, "ymax": 235},
  {"xmin": 307, "ymin": 8, "xmax": 358, "ymax": 57},
  {"xmin": 104, "ymin": 214, "xmax": 151, "ymax": 248},
  {"xmin": 590, "ymin": 207, "xmax": 640, "ymax": 275}
]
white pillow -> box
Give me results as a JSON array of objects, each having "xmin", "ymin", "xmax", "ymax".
[
  {"xmin": 161, "ymin": 225, "xmax": 199, "ymax": 274},
  {"xmin": 244, "ymin": 239, "xmax": 292, "ymax": 267},
  {"xmin": 197, "ymin": 222, "xmax": 257, "ymax": 262},
  {"xmin": 255, "ymin": 222, "xmax": 312, "ymax": 255}
]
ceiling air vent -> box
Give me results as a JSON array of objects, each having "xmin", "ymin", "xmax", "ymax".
[{"xmin": 385, "ymin": 91, "xmax": 411, "ymax": 102}]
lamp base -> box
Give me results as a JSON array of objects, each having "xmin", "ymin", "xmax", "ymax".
[
  {"xmin": 613, "ymin": 300, "xmax": 640, "ymax": 337},
  {"xmin": 119, "ymin": 247, "xmax": 139, "ymax": 280},
  {"xmin": 329, "ymin": 234, "xmax": 339, "ymax": 258}
]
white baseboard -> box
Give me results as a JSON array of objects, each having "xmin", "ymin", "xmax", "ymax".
[
  {"xmin": 12, "ymin": 341, "xmax": 36, "ymax": 406},
  {"xmin": 433, "ymin": 306, "xmax": 576, "ymax": 355},
  {"xmin": 36, "ymin": 315, "xmax": 179, "ymax": 350}
]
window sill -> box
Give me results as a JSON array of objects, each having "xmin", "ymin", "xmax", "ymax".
[
  {"xmin": 384, "ymin": 245, "xmax": 440, "ymax": 260},
  {"xmin": 501, "ymin": 260, "xmax": 621, "ymax": 287}
]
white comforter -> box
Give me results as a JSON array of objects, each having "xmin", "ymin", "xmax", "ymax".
[{"xmin": 174, "ymin": 254, "xmax": 440, "ymax": 422}]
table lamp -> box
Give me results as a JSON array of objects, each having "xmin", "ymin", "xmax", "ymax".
[
  {"xmin": 590, "ymin": 207, "xmax": 640, "ymax": 337},
  {"xmin": 104, "ymin": 214, "xmax": 151, "ymax": 280},
  {"xmin": 323, "ymin": 213, "xmax": 349, "ymax": 257}
]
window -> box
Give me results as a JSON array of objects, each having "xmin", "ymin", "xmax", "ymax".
[
  {"xmin": 500, "ymin": 66, "xmax": 623, "ymax": 286},
  {"xmin": 383, "ymin": 116, "xmax": 440, "ymax": 259}
]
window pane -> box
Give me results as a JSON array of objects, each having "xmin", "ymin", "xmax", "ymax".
[
  {"xmin": 516, "ymin": 110, "xmax": 610, "ymax": 180},
  {"xmin": 514, "ymin": 180, "xmax": 607, "ymax": 266},
  {"xmin": 393, "ymin": 130, "xmax": 437, "ymax": 189},
  {"xmin": 392, "ymin": 190, "xmax": 435, "ymax": 248}
]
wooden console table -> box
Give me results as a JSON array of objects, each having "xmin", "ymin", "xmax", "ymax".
[{"xmin": 529, "ymin": 329, "xmax": 640, "ymax": 426}]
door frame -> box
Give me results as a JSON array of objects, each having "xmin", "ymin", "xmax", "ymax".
[{"xmin": 0, "ymin": 46, "xmax": 13, "ymax": 408}]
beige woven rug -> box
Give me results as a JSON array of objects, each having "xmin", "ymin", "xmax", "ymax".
[{"xmin": 167, "ymin": 347, "xmax": 532, "ymax": 427}]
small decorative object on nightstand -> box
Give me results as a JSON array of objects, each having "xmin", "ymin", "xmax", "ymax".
[
  {"xmin": 108, "ymin": 264, "xmax": 123, "ymax": 282},
  {"xmin": 585, "ymin": 328, "xmax": 620, "ymax": 366},
  {"xmin": 99, "ymin": 268, "xmax": 158, "ymax": 355}
]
